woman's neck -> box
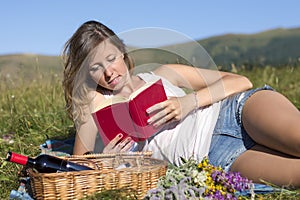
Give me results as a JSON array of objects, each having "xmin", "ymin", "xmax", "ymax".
[{"xmin": 112, "ymin": 75, "xmax": 145, "ymax": 98}]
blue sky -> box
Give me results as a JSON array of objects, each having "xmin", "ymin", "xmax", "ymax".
[{"xmin": 0, "ymin": 0, "xmax": 299, "ymax": 56}]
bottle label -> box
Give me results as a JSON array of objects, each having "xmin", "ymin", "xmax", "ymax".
[{"xmin": 9, "ymin": 152, "xmax": 28, "ymax": 165}]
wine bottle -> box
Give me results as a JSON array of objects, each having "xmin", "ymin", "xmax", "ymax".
[{"xmin": 6, "ymin": 151, "xmax": 93, "ymax": 173}]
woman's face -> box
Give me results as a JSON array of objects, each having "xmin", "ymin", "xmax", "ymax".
[{"xmin": 88, "ymin": 41, "xmax": 129, "ymax": 91}]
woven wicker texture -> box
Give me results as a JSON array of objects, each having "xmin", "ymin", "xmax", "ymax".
[{"xmin": 28, "ymin": 152, "xmax": 167, "ymax": 199}]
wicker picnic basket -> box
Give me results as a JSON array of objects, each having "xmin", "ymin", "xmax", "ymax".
[{"xmin": 27, "ymin": 152, "xmax": 167, "ymax": 200}]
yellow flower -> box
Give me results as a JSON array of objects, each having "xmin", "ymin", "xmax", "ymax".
[
  {"xmin": 197, "ymin": 163, "xmax": 202, "ymax": 168},
  {"xmin": 216, "ymin": 185, "xmax": 223, "ymax": 191}
]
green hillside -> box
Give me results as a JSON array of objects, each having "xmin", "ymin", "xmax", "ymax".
[
  {"xmin": 200, "ymin": 27, "xmax": 300, "ymax": 68},
  {"xmin": 128, "ymin": 27, "xmax": 300, "ymax": 70},
  {"xmin": 0, "ymin": 54, "xmax": 63, "ymax": 83}
]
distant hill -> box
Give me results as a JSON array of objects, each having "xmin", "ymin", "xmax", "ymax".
[
  {"xmin": 0, "ymin": 27, "xmax": 299, "ymax": 80},
  {"xmin": 0, "ymin": 54, "xmax": 62, "ymax": 81},
  {"xmin": 200, "ymin": 27, "xmax": 300, "ymax": 68},
  {"xmin": 130, "ymin": 27, "xmax": 300, "ymax": 70}
]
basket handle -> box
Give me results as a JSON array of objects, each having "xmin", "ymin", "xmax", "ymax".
[
  {"xmin": 65, "ymin": 157, "xmax": 102, "ymax": 170},
  {"xmin": 112, "ymin": 153, "xmax": 146, "ymax": 170},
  {"xmin": 82, "ymin": 159, "xmax": 101, "ymax": 170},
  {"xmin": 112, "ymin": 154, "xmax": 130, "ymax": 169}
]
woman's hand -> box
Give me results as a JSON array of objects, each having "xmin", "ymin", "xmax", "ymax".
[
  {"xmin": 146, "ymin": 93, "xmax": 197, "ymax": 127},
  {"xmin": 103, "ymin": 133, "xmax": 134, "ymax": 153}
]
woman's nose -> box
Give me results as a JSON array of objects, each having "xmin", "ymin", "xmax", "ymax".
[{"xmin": 104, "ymin": 65, "xmax": 113, "ymax": 77}]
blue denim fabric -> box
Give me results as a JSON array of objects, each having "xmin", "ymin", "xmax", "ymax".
[{"xmin": 208, "ymin": 85, "xmax": 274, "ymax": 172}]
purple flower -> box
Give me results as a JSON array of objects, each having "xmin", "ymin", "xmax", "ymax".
[{"xmin": 144, "ymin": 157, "xmax": 254, "ymax": 200}]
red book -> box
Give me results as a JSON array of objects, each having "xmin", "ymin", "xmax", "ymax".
[{"xmin": 92, "ymin": 79, "xmax": 167, "ymax": 145}]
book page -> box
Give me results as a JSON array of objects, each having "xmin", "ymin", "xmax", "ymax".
[
  {"xmin": 129, "ymin": 78, "xmax": 160, "ymax": 100},
  {"xmin": 92, "ymin": 78, "xmax": 160, "ymax": 112},
  {"xmin": 92, "ymin": 96, "xmax": 128, "ymax": 112}
]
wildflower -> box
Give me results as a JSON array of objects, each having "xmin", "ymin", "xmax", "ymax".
[{"xmin": 145, "ymin": 157, "xmax": 253, "ymax": 199}]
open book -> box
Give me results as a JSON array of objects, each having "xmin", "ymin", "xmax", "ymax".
[{"xmin": 92, "ymin": 79, "xmax": 167, "ymax": 145}]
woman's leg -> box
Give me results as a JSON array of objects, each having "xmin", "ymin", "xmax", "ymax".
[
  {"xmin": 231, "ymin": 144, "xmax": 300, "ymax": 187},
  {"xmin": 242, "ymin": 90, "xmax": 300, "ymax": 157},
  {"xmin": 231, "ymin": 90, "xmax": 300, "ymax": 187}
]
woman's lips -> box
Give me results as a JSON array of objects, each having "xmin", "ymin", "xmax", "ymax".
[{"xmin": 108, "ymin": 76, "xmax": 121, "ymax": 87}]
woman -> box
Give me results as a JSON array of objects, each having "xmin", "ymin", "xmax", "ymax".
[{"xmin": 62, "ymin": 20, "xmax": 300, "ymax": 188}]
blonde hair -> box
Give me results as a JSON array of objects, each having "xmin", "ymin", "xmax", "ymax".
[{"xmin": 62, "ymin": 20, "xmax": 134, "ymax": 126}]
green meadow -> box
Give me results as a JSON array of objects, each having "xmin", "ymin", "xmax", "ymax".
[{"xmin": 0, "ymin": 62, "xmax": 299, "ymax": 199}]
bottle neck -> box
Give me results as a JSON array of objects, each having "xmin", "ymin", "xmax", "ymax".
[{"xmin": 6, "ymin": 152, "xmax": 29, "ymax": 166}]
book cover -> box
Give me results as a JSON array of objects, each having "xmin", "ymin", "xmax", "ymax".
[{"xmin": 92, "ymin": 79, "xmax": 167, "ymax": 145}]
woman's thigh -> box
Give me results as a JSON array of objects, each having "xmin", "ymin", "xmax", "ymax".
[
  {"xmin": 209, "ymin": 85, "xmax": 274, "ymax": 171},
  {"xmin": 242, "ymin": 90, "xmax": 300, "ymax": 157}
]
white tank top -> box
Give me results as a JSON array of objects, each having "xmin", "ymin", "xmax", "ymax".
[{"xmin": 104, "ymin": 72, "xmax": 221, "ymax": 166}]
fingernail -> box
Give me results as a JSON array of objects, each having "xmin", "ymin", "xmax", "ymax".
[{"xmin": 118, "ymin": 133, "xmax": 123, "ymax": 138}]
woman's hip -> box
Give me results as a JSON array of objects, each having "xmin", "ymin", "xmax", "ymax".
[{"xmin": 208, "ymin": 85, "xmax": 274, "ymax": 171}]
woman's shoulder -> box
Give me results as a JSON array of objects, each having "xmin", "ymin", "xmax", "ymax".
[
  {"xmin": 136, "ymin": 71, "xmax": 159, "ymax": 82},
  {"xmin": 88, "ymin": 90, "xmax": 105, "ymax": 99},
  {"xmin": 152, "ymin": 64, "xmax": 187, "ymax": 86},
  {"xmin": 87, "ymin": 91, "xmax": 107, "ymax": 112}
]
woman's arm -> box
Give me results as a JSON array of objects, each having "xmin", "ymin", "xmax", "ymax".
[
  {"xmin": 147, "ymin": 64, "xmax": 253, "ymax": 127},
  {"xmin": 73, "ymin": 92, "xmax": 135, "ymax": 155},
  {"xmin": 154, "ymin": 64, "xmax": 253, "ymax": 106},
  {"xmin": 72, "ymin": 92, "xmax": 105, "ymax": 155},
  {"xmin": 73, "ymin": 115, "xmax": 98, "ymax": 155}
]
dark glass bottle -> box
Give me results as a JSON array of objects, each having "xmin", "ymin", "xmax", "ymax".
[{"xmin": 6, "ymin": 151, "xmax": 93, "ymax": 173}]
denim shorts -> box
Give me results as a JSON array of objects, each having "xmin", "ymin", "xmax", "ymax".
[{"xmin": 208, "ymin": 85, "xmax": 274, "ymax": 172}]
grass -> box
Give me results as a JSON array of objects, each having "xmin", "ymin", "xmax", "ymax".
[
  {"xmin": 0, "ymin": 72, "xmax": 74, "ymax": 198},
  {"xmin": 0, "ymin": 65, "xmax": 299, "ymax": 199},
  {"xmin": 236, "ymin": 65, "xmax": 300, "ymax": 109}
]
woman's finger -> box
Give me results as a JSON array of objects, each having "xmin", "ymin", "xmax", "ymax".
[
  {"xmin": 108, "ymin": 133, "xmax": 123, "ymax": 147},
  {"xmin": 112, "ymin": 133, "xmax": 123, "ymax": 143},
  {"xmin": 146, "ymin": 101, "xmax": 166, "ymax": 115},
  {"xmin": 147, "ymin": 109, "xmax": 168, "ymax": 124},
  {"xmin": 153, "ymin": 112, "xmax": 178, "ymax": 127},
  {"xmin": 116, "ymin": 137, "xmax": 133, "ymax": 151},
  {"xmin": 148, "ymin": 99, "xmax": 181, "ymax": 125},
  {"xmin": 121, "ymin": 140, "xmax": 134, "ymax": 152},
  {"xmin": 103, "ymin": 133, "xmax": 123, "ymax": 153}
]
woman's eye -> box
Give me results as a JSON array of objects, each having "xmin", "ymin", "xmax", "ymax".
[
  {"xmin": 107, "ymin": 56, "xmax": 116, "ymax": 63},
  {"xmin": 90, "ymin": 65, "xmax": 103, "ymax": 72}
]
